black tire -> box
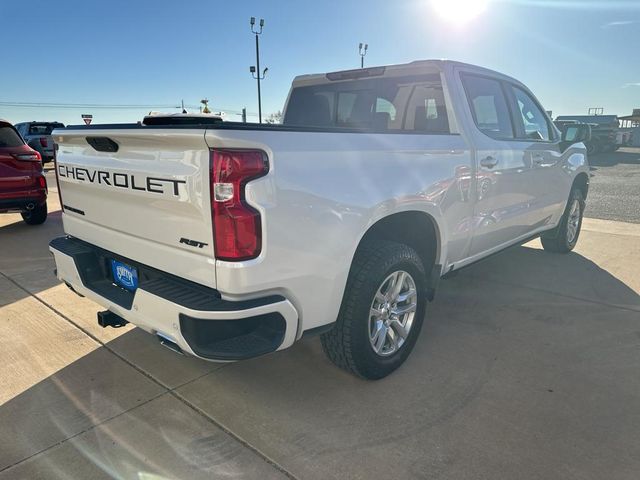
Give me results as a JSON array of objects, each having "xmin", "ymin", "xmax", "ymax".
[
  {"xmin": 21, "ymin": 203, "xmax": 47, "ymax": 225},
  {"xmin": 586, "ymin": 142, "xmax": 597, "ymax": 155},
  {"xmin": 540, "ymin": 188, "xmax": 584, "ymax": 253},
  {"xmin": 320, "ymin": 239, "xmax": 427, "ymax": 380}
]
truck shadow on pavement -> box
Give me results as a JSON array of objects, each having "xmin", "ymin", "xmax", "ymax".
[
  {"xmin": 2, "ymin": 241, "xmax": 640, "ymax": 478},
  {"xmin": 0, "ymin": 210, "xmax": 63, "ymax": 306}
]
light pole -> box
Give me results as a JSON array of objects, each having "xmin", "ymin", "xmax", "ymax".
[
  {"xmin": 250, "ymin": 17, "xmax": 268, "ymax": 123},
  {"xmin": 358, "ymin": 43, "xmax": 368, "ymax": 68}
]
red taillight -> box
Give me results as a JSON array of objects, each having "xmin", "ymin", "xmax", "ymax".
[
  {"xmin": 39, "ymin": 137, "xmax": 48, "ymax": 147},
  {"xmin": 210, "ymin": 149, "xmax": 268, "ymax": 261}
]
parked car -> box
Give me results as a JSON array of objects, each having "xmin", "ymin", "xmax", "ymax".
[
  {"xmin": 555, "ymin": 115, "xmax": 618, "ymax": 154},
  {"xmin": 14, "ymin": 121, "xmax": 64, "ymax": 163},
  {"xmin": 0, "ymin": 120, "xmax": 48, "ymax": 225},
  {"xmin": 49, "ymin": 60, "xmax": 590, "ymax": 379}
]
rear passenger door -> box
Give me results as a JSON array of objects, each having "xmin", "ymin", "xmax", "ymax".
[{"xmin": 459, "ymin": 73, "xmax": 535, "ymax": 257}]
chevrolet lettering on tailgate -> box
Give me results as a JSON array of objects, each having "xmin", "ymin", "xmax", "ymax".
[{"xmin": 57, "ymin": 164, "xmax": 186, "ymax": 196}]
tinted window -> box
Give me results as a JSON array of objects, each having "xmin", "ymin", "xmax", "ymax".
[
  {"xmin": 511, "ymin": 86, "xmax": 551, "ymax": 141},
  {"xmin": 337, "ymin": 91, "xmax": 359, "ymax": 124},
  {"xmin": 462, "ymin": 75, "xmax": 514, "ymax": 140},
  {"xmin": 28, "ymin": 123, "xmax": 64, "ymax": 135},
  {"xmin": 284, "ymin": 74, "xmax": 447, "ymax": 133},
  {"xmin": 0, "ymin": 125, "xmax": 25, "ymax": 147},
  {"xmin": 404, "ymin": 83, "xmax": 450, "ymax": 133}
]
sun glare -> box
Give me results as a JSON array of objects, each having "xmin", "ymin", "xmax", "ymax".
[{"xmin": 430, "ymin": 0, "xmax": 490, "ymax": 25}]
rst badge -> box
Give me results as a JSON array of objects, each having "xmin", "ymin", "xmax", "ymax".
[{"xmin": 179, "ymin": 237, "xmax": 208, "ymax": 249}]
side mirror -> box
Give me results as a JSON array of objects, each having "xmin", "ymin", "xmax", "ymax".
[{"xmin": 561, "ymin": 123, "xmax": 591, "ymax": 151}]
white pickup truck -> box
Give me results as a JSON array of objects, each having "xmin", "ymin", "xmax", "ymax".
[{"xmin": 50, "ymin": 60, "xmax": 590, "ymax": 379}]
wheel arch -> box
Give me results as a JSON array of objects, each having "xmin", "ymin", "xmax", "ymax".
[
  {"xmin": 350, "ymin": 210, "xmax": 443, "ymax": 300},
  {"xmin": 572, "ymin": 172, "xmax": 589, "ymax": 200}
]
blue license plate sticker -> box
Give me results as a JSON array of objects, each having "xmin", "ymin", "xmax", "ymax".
[{"xmin": 111, "ymin": 260, "xmax": 138, "ymax": 291}]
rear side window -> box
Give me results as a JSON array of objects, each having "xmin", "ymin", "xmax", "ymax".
[
  {"xmin": 284, "ymin": 74, "xmax": 450, "ymax": 133},
  {"xmin": 462, "ymin": 75, "xmax": 514, "ymax": 140},
  {"xmin": 0, "ymin": 125, "xmax": 25, "ymax": 147}
]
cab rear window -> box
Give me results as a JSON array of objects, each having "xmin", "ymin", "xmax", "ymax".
[
  {"xmin": 284, "ymin": 74, "xmax": 450, "ymax": 133},
  {"xmin": 0, "ymin": 125, "xmax": 25, "ymax": 148}
]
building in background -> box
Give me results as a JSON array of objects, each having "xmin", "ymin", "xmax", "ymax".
[{"xmin": 618, "ymin": 109, "xmax": 640, "ymax": 147}]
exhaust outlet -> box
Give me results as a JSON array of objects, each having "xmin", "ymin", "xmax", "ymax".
[
  {"xmin": 25, "ymin": 203, "xmax": 35, "ymax": 211},
  {"xmin": 157, "ymin": 333, "xmax": 183, "ymax": 355}
]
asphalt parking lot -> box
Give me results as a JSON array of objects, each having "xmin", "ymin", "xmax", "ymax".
[
  {"xmin": 2, "ymin": 151, "xmax": 640, "ymax": 479},
  {"xmin": 585, "ymin": 147, "xmax": 640, "ymax": 224}
]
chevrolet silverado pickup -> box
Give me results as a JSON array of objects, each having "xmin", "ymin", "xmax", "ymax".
[{"xmin": 50, "ymin": 60, "xmax": 591, "ymax": 379}]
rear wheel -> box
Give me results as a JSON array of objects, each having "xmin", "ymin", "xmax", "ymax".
[
  {"xmin": 541, "ymin": 188, "xmax": 584, "ymax": 253},
  {"xmin": 21, "ymin": 203, "xmax": 47, "ymax": 225},
  {"xmin": 321, "ymin": 240, "xmax": 427, "ymax": 379}
]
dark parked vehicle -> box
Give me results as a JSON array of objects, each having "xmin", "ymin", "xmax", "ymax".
[
  {"xmin": 14, "ymin": 121, "xmax": 64, "ymax": 163},
  {"xmin": 555, "ymin": 115, "xmax": 618, "ymax": 154},
  {"xmin": 0, "ymin": 120, "xmax": 48, "ymax": 224}
]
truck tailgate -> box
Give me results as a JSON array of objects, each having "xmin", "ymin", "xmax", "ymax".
[{"xmin": 54, "ymin": 128, "xmax": 216, "ymax": 288}]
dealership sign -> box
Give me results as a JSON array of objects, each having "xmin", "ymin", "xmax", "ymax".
[{"xmin": 81, "ymin": 114, "xmax": 93, "ymax": 125}]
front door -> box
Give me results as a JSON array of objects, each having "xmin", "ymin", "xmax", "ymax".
[{"xmin": 505, "ymin": 83, "xmax": 566, "ymax": 229}]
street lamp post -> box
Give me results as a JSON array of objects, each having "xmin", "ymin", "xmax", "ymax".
[
  {"xmin": 250, "ymin": 17, "xmax": 268, "ymax": 123},
  {"xmin": 358, "ymin": 43, "xmax": 368, "ymax": 68}
]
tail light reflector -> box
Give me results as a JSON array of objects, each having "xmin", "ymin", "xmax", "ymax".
[
  {"xmin": 210, "ymin": 149, "xmax": 268, "ymax": 261},
  {"xmin": 12, "ymin": 152, "xmax": 41, "ymax": 162}
]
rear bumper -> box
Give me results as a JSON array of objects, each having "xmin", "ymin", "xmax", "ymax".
[
  {"xmin": 0, "ymin": 195, "xmax": 46, "ymax": 212},
  {"xmin": 49, "ymin": 236, "xmax": 299, "ymax": 361}
]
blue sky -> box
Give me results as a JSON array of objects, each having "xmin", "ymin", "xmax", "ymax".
[{"xmin": 1, "ymin": 0, "xmax": 639, "ymax": 125}]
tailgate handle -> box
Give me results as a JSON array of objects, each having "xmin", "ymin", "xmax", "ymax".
[{"xmin": 86, "ymin": 136, "xmax": 119, "ymax": 153}]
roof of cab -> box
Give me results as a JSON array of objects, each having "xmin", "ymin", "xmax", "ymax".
[{"xmin": 291, "ymin": 59, "xmax": 520, "ymax": 87}]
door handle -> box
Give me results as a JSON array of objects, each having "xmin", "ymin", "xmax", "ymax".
[{"xmin": 480, "ymin": 156, "xmax": 498, "ymax": 169}]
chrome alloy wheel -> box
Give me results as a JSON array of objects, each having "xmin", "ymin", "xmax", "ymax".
[
  {"xmin": 368, "ymin": 270, "xmax": 418, "ymax": 357},
  {"xmin": 566, "ymin": 199, "xmax": 581, "ymax": 244}
]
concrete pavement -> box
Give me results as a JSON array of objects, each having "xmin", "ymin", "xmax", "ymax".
[{"xmin": 1, "ymin": 179, "xmax": 639, "ymax": 479}]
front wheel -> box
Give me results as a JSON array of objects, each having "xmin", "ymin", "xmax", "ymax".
[
  {"xmin": 541, "ymin": 188, "xmax": 584, "ymax": 253},
  {"xmin": 321, "ymin": 240, "xmax": 427, "ymax": 379},
  {"xmin": 21, "ymin": 203, "xmax": 47, "ymax": 225}
]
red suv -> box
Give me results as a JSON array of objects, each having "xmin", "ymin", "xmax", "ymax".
[{"xmin": 0, "ymin": 120, "xmax": 48, "ymax": 225}]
